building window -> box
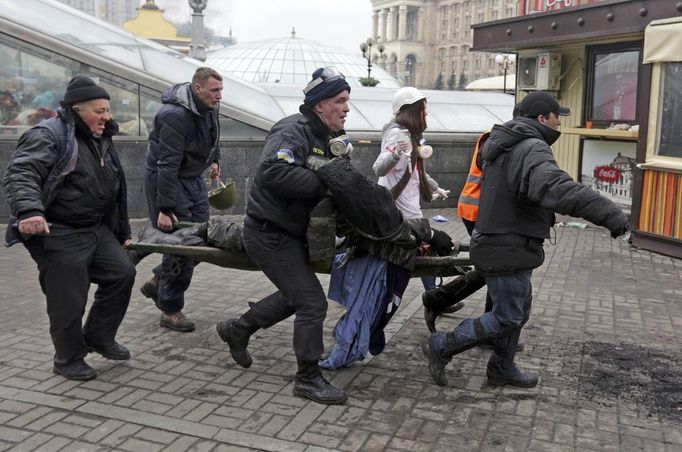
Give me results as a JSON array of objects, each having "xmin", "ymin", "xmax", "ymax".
[
  {"xmin": 406, "ymin": 10, "xmax": 417, "ymax": 40},
  {"xmin": 586, "ymin": 42, "xmax": 640, "ymax": 126},
  {"xmin": 441, "ymin": 7, "xmax": 448, "ymax": 40},
  {"xmin": 463, "ymin": 60, "xmax": 469, "ymax": 71},
  {"xmin": 657, "ymin": 62, "xmax": 682, "ymax": 158},
  {"xmin": 492, "ymin": 10, "xmax": 498, "ymax": 20}
]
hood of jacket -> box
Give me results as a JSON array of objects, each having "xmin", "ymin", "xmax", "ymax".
[
  {"xmin": 481, "ymin": 116, "xmax": 561, "ymax": 162},
  {"xmin": 161, "ymin": 82, "xmax": 204, "ymax": 116},
  {"xmin": 382, "ymin": 120, "xmax": 402, "ymax": 135}
]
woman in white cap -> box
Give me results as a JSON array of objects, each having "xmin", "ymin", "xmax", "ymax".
[{"xmin": 373, "ymin": 87, "xmax": 452, "ymax": 290}]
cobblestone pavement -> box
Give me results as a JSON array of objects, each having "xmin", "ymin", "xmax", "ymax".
[{"xmin": 1, "ymin": 210, "xmax": 681, "ymax": 451}]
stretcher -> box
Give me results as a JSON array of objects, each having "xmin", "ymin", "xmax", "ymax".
[{"xmin": 128, "ymin": 242, "xmax": 472, "ymax": 278}]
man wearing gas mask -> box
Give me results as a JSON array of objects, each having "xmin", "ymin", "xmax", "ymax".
[{"xmin": 215, "ymin": 67, "xmax": 351, "ymax": 405}]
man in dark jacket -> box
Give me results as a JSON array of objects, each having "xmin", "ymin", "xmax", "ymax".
[
  {"xmin": 141, "ymin": 67, "xmax": 222, "ymax": 332},
  {"xmin": 215, "ymin": 67, "xmax": 350, "ymax": 405},
  {"xmin": 4, "ymin": 75, "xmax": 136, "ymax": 381},
  {"xmin": 422, "ymin": 91, "xmax": 629, "ymax": 388}
]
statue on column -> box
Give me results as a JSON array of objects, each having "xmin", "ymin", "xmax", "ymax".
[
  {"xmin": 188, "ymin": 0, "xmax": 208, "ymax": 61},
  {"xmin": 189, "ymin": 0, "xmax": 207, "ymax": 14}
]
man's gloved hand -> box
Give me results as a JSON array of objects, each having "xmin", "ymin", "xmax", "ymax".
[
  {"xmin": 431, "ymin": 187, "xmax": 450, "ymax": 200},
  {"xmin": 611, "ymin": 222, "xmax": 630, "ymax": 239},
  {"xmin": 429, "ymin": 229, "xmax": 454, "ymax": 256},
  {"xmin": 306, "ymin": 155, "xmax": 331, "ymax": 171}
]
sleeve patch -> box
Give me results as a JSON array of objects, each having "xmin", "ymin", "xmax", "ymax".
[{"xmin": 276, "ymin": 148, "xmax": 295, "ymax": 163}]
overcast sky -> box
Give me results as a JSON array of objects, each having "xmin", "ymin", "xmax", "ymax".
[{"xmin": 153, "ymin": 0, "xmax": 373, "ymax": 54}]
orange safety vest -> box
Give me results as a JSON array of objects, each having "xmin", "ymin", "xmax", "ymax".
[{"xmin": 457, "ymin": 131, "xmax": 489, "ymax": 222}]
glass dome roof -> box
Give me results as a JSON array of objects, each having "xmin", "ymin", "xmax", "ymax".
[
  {"xmin": 1, "ymin": 0, "xmax": 514, "ymax": 134},
  {"xmin": 207, "ymin": 36, "xmax": 401, "ymax": 89}
]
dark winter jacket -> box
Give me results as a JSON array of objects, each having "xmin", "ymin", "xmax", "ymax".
[
  {"xmin": 4, "ymin": 107, "xmax": 130, "ymax": 245},
  {"xmin": 145, "ymin": 82, "xmax": 220, "ymax": 213},
  {"xmin": 245, "ymin": 105, "xmax": 339, "ymax": 238},
  {"xmin": 472, "ymin": 117, "xmax": 627, "ymax": 273}
]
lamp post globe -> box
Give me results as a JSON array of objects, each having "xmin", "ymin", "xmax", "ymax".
[
  {"xmin": 495, "ymin": 53, "xmax": 516, "ymax": 94},
  {"xmin": 360, "ymin": 37, "xmax": 384, "ymax": 85}
]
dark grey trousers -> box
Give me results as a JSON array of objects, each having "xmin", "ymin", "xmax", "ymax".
[{"xmin": 144, "ymin": 169, "xmax": 209, "ymax": 312}]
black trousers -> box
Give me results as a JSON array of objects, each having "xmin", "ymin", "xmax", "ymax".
[
  {"xmin": 241, "ymin": 222, "xmax": 327, "ymax": 364},
  {"xmin": 24, "ymin": 224, "xmax": 136, "ymax": 365}
]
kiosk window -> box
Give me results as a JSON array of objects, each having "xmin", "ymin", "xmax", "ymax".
[
  {"xmin": 585, "ymin": 43, "xmax": 640, "ymax": 127},
  {"xmin": 657, "ymin": 63, "xmax": 682, "ymax": 158}
]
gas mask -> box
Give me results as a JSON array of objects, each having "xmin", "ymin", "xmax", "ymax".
[
  {"xmin": 329, "ymin": 135, "xmax": 353, "ymax": 158},
  {"xmin": 417, "ymin": 138, "xmax": 433, "ymax": 159}
]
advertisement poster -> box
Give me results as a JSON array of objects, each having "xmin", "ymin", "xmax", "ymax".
[
  {"xmin": 580, "ymin": 139, "xmax": 636, "ymax": 214},
  {"xmin": 524, "ymin": 0, "xmax": 602, "ymax": 15}
]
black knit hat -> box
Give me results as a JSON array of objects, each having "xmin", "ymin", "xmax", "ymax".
[
  {"xmin": 63, "ymin": 75, "xmax": 110, "ymax": 105},
  {"xmin": 303, "ymin": 67, "xmax": 351, "ymax": 107}
]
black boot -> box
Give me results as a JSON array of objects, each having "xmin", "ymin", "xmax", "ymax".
[
  {"xmin": 422, "ymin": 270, "xmax": 486, "ymax": 332},
  {"xmin": 486, "ymin": 328, "xmax": 538, "ymax": 388},
  {"xmin": 421, "ymin": 328, "xmax": 486, "ymax": 386},
  {"xmin": 216, "ymin": 316, "xmax": 258, "ymax": 368},
  {"xmin": 53, "ymin": 359, "xmax": 97, "ymax": 381},
  {"xmin": 293, "ymin": 361, "xmax": 347, "ymax": 405},
  {"xmin": 85, "ymin": 340, "xmax": 131, "ymax": 360}
]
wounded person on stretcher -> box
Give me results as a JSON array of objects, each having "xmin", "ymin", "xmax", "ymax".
[
  {"xmin": 130, "ymin": 158, "xmax": 457, "ymax": 369},
  {"xmin": 130, "ymin": 157, "xmax": 456, "ymax": 269}
]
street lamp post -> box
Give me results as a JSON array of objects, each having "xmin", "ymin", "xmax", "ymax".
[
  {"xmin": 359, "ymin": 38, "xmax": 385, "ymax": 86},
  {"xmin": 494, "ymin": 53, "xmax": 516, "ymax": 94}
]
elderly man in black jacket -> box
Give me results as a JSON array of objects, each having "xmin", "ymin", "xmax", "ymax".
[
  {"xmin": 215, "ymin": 67, "xmax": 352, "ymax": 405},
  {"xmin": 141, "ymin": 67, "xmax": 223, "ymax": 332},
  {"xmin": 4, "ymin": 75, "xmax": 136, "ymax": 381},
  {"xmin": 422, "ymin": 91, "xmax": 629, "ymax": 388}
]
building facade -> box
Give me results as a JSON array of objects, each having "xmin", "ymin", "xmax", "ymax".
[
  {"xmin": 370, "ymin": 0, "xmax": 521, "ymax": 89},
  {"xmin": 56, "ymin": 0, "xmax": 140, "ymax": 26}
]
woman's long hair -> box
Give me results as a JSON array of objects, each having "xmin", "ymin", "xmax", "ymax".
[
  {"xmin": 394, "ymin": 99, "xmax": 431, "ymax": 203},
  {"xmin": 394, "ymin": 99, "xmax": 427, "ymax": 140}
]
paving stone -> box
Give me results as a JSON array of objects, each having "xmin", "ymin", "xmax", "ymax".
[
  {"xmin": 80, "ymin": 418, "xmax": 125, "ymax": 444},
  {"xmin": 118, "ymin": 438, "xmax": 165, "ymax": 452},
  {"xmin": 6, "ymin": 432, "xmax": 52, "ymax": 451},
  {"xmin": 0, "ymin": 425, "xmax": 32, "ymax": 442}
]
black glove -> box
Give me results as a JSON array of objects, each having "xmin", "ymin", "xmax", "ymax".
[
  {"xmin": 429, "ymin": 229, "xmax": 454, "ymax": 256},
  {"xmin": 611, "ymin": 222, "xmax": 630, "ymax": 239}
]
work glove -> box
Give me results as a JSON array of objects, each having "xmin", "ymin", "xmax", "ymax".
[
  {"xmin": 431, "ymin": 187, "xmax": 450, "ymax": 201},
  {"xmin": 429, "ymin": 229, "xmax": 454, "ymax": 256},
  {"xmin": 306, "ymin": 154, "xmax": 331, "ymax": 171},
  {"xmin": 611, "ymin": 222, "xmax": 630, "ymax": 239}
]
